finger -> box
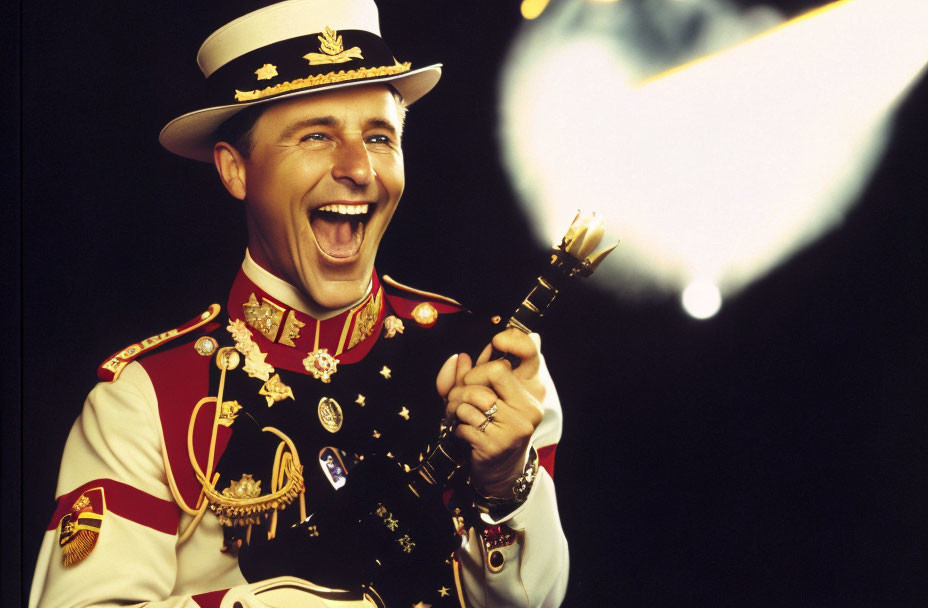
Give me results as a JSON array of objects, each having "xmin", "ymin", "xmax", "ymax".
[
  {"xmin": 454, "ymin": 421, "xmax": 492, "ymax": 451},
  {"xmin": 464, "ymin": 365, "xmax": 544, "ymax": 425},
  {"xmin": 435, "ymin": 353, "xmax": 459, "ymax": 398},
  {"xmin": 475, "ymin": 342, "xmax": 494, "ymax": 366},
  {"xmin": 453, "ymin": 401, "xmax": 498, "ymax": 429},
  {"xmin": 463, "ymin": 359, "xmax": 524, "ymax": 402},
  {"xmin": 491, "ymin": 329, "xmax": 541, "ymax": 380},
  {"xmin": 445, "ymin": 384, "xmax": 497, "ymax": 419},
  {"xmin": 455, "ymin": 352, "xmax": 473, "ymax": 387}
]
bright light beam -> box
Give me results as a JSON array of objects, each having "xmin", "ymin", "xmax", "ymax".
[{"xmin": 500, "ymin": 0, "xmax": 928, "ymax": 319}]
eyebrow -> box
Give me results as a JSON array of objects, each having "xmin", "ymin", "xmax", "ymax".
[{"xmin": 279, "ymin": 116, "xmax": 400, "ymax": 142}]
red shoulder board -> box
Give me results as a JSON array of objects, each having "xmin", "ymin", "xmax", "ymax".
[
  {"xmin": 381, "ymin": 275, "xmax": 466, "ymax": 329},
  {"xmin": 97, "ymin": 304, "xmax": 222, "ymax": 382}
]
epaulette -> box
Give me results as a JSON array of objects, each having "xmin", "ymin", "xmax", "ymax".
[
  {"xmin": 381, "ymin": 275, "xmax": 467, "ymax": 328},
  {"xmin": 96, "ymin": 304, "xmax": 222, "ymax": 382}
]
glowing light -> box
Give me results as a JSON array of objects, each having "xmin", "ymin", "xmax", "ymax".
[
  {"xmin": 500, "ymin": 0, "xmax": 928, "ymax": 315},
  {"xmin": 682, "ymin": 280, "xmax": 722, "ymax": 319},
  {"xmin": 521, "ymin": 0, "xmax": 551, "ymax": 20}
]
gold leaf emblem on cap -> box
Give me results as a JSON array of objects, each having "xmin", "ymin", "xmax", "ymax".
[
  {"xmin": 411, "ymin": 302, "xmax": 438, "ymax": 328},
  {"xmin": 255, "ymin": 63, "xmax": 278, "ymax": 81},
  {"xmin": 304, "ymin": 26, "xmax": 364, "ymax": 65}
]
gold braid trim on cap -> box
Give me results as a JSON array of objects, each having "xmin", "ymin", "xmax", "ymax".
[{"xmin": 234, "ymin": 61, "xmax": 412, "ymax": 102}]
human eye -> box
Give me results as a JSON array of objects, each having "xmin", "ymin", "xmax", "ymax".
[
  {"xmin": 299, "ymin": 132, "xmax": 329, "ymax": 144},
  {"xmin": 365, "ymin": 133, "xmax": 398, "ymax": 151}
]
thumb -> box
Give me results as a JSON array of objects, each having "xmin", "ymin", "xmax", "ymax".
[{"xmin": 435, "ymin": 353, "xmax": 459, "ymax": 398}]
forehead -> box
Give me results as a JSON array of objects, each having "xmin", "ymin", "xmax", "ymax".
[{"xmin": 255, "ymin": 84, "xmax": 401, "ymax": 133}]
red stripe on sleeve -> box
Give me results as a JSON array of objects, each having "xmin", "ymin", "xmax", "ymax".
[
  {"xmin": 193, "ymin": 589, "xmax": 229, "ymax": 608},
  {"xmin": 47, "ymin": 478, "xmax": 179, "ymax": 535},
  {"xmin": 537, "ymin": 444, "xmax": 557, "ymax": 477}
]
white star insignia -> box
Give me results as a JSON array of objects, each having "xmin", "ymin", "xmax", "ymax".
[{"xmin": 379, "ymin": 365, "xmax": 392, "ymax": 379}]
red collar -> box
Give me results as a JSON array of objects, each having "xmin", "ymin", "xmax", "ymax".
[{"xmin": 226, "ymin": 268, "xmax": 387, "ymax": 374}]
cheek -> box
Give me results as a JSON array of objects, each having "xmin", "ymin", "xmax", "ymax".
[{"xmin": 375, "ymin": 154, "xmax": 405, "ymax": 197}]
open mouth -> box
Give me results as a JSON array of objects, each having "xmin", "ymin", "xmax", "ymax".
[{"xmin": 309, "ymin": 203, "xmax": 375, "ymax": 259}]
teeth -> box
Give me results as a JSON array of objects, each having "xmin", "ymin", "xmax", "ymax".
[{"xmin": 317, "ymin": 203, "xmax": 370, "ymax": 216}]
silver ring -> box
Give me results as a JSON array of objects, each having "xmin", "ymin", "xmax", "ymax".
[
  {"xmin": 477, "ymin": 416, "xmax": 492, "ymax": 433},
  {"xmin": 484, "ymin": 403, "xmax": 499, "ymax": 417}
]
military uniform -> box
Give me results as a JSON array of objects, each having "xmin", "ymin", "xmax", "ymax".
[{"xmin": 30, "ymin": 252, "xmax": 569, "ymax": 607}]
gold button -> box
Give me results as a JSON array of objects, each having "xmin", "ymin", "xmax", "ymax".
[{"xmin": 411, "ymin": 302, "xmax": 438, "ymax": 328}]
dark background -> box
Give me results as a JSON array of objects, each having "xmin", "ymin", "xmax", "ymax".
[{"xmin": 14, "ymin": 0, "xmax": 928, "ymax": 605}]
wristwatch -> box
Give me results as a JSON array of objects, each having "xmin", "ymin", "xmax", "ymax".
[{"xmin": 473, "ymin": 448, "xmax": 539, "ymax": 520}]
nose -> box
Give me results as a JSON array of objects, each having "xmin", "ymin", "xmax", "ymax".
[{"xmin": 331, "ymin": 136, "xmax": 374, "ymax": 187}]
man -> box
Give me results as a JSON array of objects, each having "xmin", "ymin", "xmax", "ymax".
[{"xmin": 30, "ymin": 1, "xmax": 568, "ymax": 606}]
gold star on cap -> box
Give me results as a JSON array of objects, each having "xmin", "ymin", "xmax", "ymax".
[
  {"xmin": 398, "ymin": 406, "xmax": 410, "ymax": 420},
  {"xmin": 355, "ymin": 394, "xmax": 366, "ymax": 406},
  {"xmin": 438, "ymin": 586, "xmax": 451, "ymax": 598},
  {"xmin": 255, "ymin": 63, "xmax": 278, "ymax": 80},
  {"xmin": 379, "ymin": 366, "xmax": 392, "ymax": 379}
]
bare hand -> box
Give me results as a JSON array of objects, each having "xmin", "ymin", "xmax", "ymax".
[{"xmin": 436, "ymin": 329, "xmax": 546, "ymax": 497}]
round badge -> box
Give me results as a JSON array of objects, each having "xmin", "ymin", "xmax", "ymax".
[{"xmin": 317, "ymin": 397, "xmax": 343, "ymax": 433}]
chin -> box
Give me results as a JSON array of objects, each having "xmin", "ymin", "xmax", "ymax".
[{"xmin": 303, "ymin": 268, "xmax": 372, "ymax": 311}]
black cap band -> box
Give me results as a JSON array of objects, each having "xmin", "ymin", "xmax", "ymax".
[{"xmin": 206, "ymin": 29, "xmax": 403, "ymax": 106}]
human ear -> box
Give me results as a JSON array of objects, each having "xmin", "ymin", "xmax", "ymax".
[{"xmin": 213, "ymin": 142, "xmax": 247, "ymax": 200}]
